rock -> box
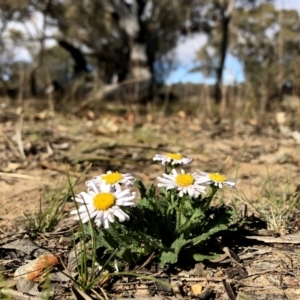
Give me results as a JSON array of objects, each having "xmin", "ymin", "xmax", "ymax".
[
  {"xmin": 191, "ymin": 283, "xmax": 203, "ymax": 296},
  {"xmin": 275, "ymin": 112, "xmax": 287, "ymax": 125},
  {"xmin": 282, "ymin": 95, "xmax": 300, "ymax": 111},
  {"xmin": 279, "ymin": 125, "xmax": 292, "ymax": 137},
  {"xmin": 258, "ymin": 149, "xmax": 292, "ymax": 164},
  {"xmin": 14, "ymin": 253, "xmax": 58, "ymax": 281},
  {"xmin": 264, "ymin": 142, "xmax": 279, "ymax": 153},
  {"xmin": 291, "ymin": 131, "xmax": 300, "ymax": 145}
]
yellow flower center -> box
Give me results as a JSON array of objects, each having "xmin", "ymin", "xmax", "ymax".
[
  {"xmin": 93, "ymin": 193, "xmax": 115, "ymax": 211},
  {"xmin": 166, "ymin": 153, "xmax": 183, "ymax": 160},
  {"xmin": 209, "ymin": 173, "xmax": 226, "ymax": 182},
  {"xmin": 175, "ymin": 174, "xmax": 194, "ymax": 187},
  {"xmin": 102, "ymin": 172, "xmax": 123, "ymax": 184}
]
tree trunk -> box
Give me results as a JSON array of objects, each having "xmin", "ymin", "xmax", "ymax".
[
  {"xmin": 120, "ymin": 0, "xmax": 152, "ymax": 100},
  {"xmin": 215, "ymin": 0, "xmax": 236, "ymax": 104},
  {"xmin": 215, "ymin": 14, "xmax": 230, "ymax": 103}
]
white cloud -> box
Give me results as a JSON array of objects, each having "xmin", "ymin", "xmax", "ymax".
[
  {"xmin": 174, "ymin": 33, "xmax": 207, "ymax": 65},
  {"xmin": 276, "ymin": 0, "xmax": 300, "ymax": 12},
  {"xmin": 3, "ymin": 11, "xmax": 58, "ymax": 62},
  {"xmin": 13, "ymin": 48, "xmax": 32, "ymax": 62}
]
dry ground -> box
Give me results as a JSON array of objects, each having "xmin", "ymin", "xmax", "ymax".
[{"xmin": 1, "ymin": 102, "xmax": 300, "ymax": 299}]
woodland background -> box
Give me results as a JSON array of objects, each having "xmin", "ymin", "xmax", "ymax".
[{"xmin": 1, "ymin": 0, "xmax": 300, "ymax": 115}]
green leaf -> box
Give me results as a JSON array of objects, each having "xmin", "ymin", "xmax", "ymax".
[
  {"xmin": 137, "ymin": 197, "xmax": 155, "ymax": 211},
  {"xmin": 145, "ymin": 184, "xmax": 157, "ymax": 199},
  {"xmin": 193, "ymin": 253, "xmax": 220, "ymax": 262},
  {"xmin": 160, "ymin": 251, "xmax": 177, "ymax": 265},
  {"xmin": 136, "ymin": 180, "xmax": 147, "ymax": 198},
  {"xmin": 191, "ymin": 224, "xmax": 228, "ymax": 246},
  {"xmin": 159, "ymin": 234, "xmax": 187, "ymax": 265},
  {"xmin": 172, "ymin": 234, "xmax": 187, "ymax": 253},
  {"xmin": 177, "ymin": 208, "xmax": 204, "ymax": 233}
]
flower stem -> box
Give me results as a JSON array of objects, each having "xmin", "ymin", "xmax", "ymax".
[
  {"xmin": 176, "ymin": 196, "xmax": 185, "ymax": 232},
  {"xmin": 203, "ymin": 185, "xmax": 219, "ymax": 211}
]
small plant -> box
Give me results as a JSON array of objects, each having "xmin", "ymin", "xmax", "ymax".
[
  {"xmin": 24, "ymin": 179, "xmax": 77, "ymax": 235},
  {"xmin": 70, "ymin": 152, "xmax": 239, "ymax": 278},
  {"xmin": 238, "ymin": 169, "xmax": 300, "ymax": 236}
]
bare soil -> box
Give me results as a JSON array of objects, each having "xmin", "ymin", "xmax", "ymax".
[{"xmin": 1, "ymin": 102, "xmax": 300, "ymax": 299}]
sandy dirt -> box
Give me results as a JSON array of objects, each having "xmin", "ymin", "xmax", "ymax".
[{"xmin": 1, "ymin": 103, "xmax": 300, "ymax": 299}]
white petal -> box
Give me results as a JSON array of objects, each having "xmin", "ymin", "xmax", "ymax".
[
  {"xmin": 158, "ymin": 175, "xmax": 174, "ymax": 181},
  {"xmin": 116, "ymin": 194, "xmax": 135, "ymax": 203},
  {"xmin": 78, "ymin": 210, "xmax": 89, "ymax": 218},
  {"xmin": 81, "ymin": 215, "xmax": 91, "ymax": 223},
  {"xmin": 157, "ymin": 183, "xmax": 170, "ymax": 189},
  {"xmin": 113, "ymin": 183, "xmax": 122, "ymax": 191},
  {"xmin": 103, "ymin": 219, "xmax": 110, "ymax": 229},
  {"xmin": 187, "ymin": 186, "xmax": 194, "ymax": 197},
  {"xmin": 160, "ymin": 175, "xmax": 176, "ymax": 182},
  {"xmin": 196, "ymin": 176, "xmax": 211, "ymax": 183},
  {"xmin": 113, "ymin": 208, "xmax": 129, "ymax": 222},
  {"xmin": 115, "ymin": 189, "xmax": 130, "ymax": 198},
  {"xmin": 95, "ymin": 218, "xmax": 102, "ymax": 227},
  {"xmin": 77, "ymin": 205, "xmax": 90, "ymax": 213},
  {"xmin": 70, "ymin": 209, "xmax": 79, "ymax": 215},
  {"xmin": 157, "ymin": 178, "xmax": 176, "ymax": 185},
  {"xmin": 117, "ymin": 201, "xmax": 135, "ymax": 206},
  {"xmin": 157, "ymin": 177, "xmax": 174, "ymax": 184},
  {"xmin": 197, "ymin": 170, "xmax": 209, "ymax": 176},
  {"xmin": 225, "ymin": 181, "xmax": 237, "ymax": 188},
  {"xmin": 107, "ymin": 212, "xmax": 115, "ymax": 223},
  {"xmin": 103, "ymin": 210, "xmax": 110, "ymax": 221},
  {"xmin": 100, "ymin": 182, "xmax": 112, "ymax": 193},
  {"xmin": 153, "ymin": 154, "xmax": 164, "ymax": 161},
  {"xmin": 75, "ymin": 192, "xmax": 93, "ymax": 203},
  {"xmin": 157, "ymin": 179, "xmax": 172, "ymax": 185},
  {"xmin": 73, "ymin": 197, "xmax": 85, "ymax": 203},
  {"xmin": 182, "ymin": 158, "xmax": 192, "ymax": 164},
  {"xmin": 95, "ymin": 211, "xmax": 104, "ymax": 223},
  {"xmin": 78, "ymin": 209, "xmax": 97, "ymax": 221}
]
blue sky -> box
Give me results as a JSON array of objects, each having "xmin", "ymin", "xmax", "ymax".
[
  {"xmin": 165, "ymin": 29, "xmax": 249, "ymax": 85},
  {"xmin": 165, "ymin": 33, "xmax": 245, "ymax": 85},
  {"xmin": 166, "ymin": 54, "xmax": 245, "ymax": 85}
]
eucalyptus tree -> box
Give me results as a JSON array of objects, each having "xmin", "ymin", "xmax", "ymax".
[
  {"xmin": 231, "ymin": 3, "xmax": 300, "ymax": 111},
  {"xmin": 42, "ymin": 0, "xmax": 192, "ymax": 86},
  {"xmin": 195, "ymin": 0, "xmax": 277, "ymax": 104}
]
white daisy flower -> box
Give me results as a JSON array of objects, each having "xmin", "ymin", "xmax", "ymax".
[
  {"xmin": 153, "ymin": 153, "xmax": 192, "ymax": 165},
  {"xmin": 71, "ymin": 182, "xmax": 136, "ymax": 229},
  {"xmin": 197, "ymin": 171, "xmax": 237, "ymax": 189},
  {"xmin": 157, "ymin": 169, "xmax": 207, "ymax": 198},
  {"xmin": 86, "ymin": 171, "xmax": 135, "ymax": 190}
]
